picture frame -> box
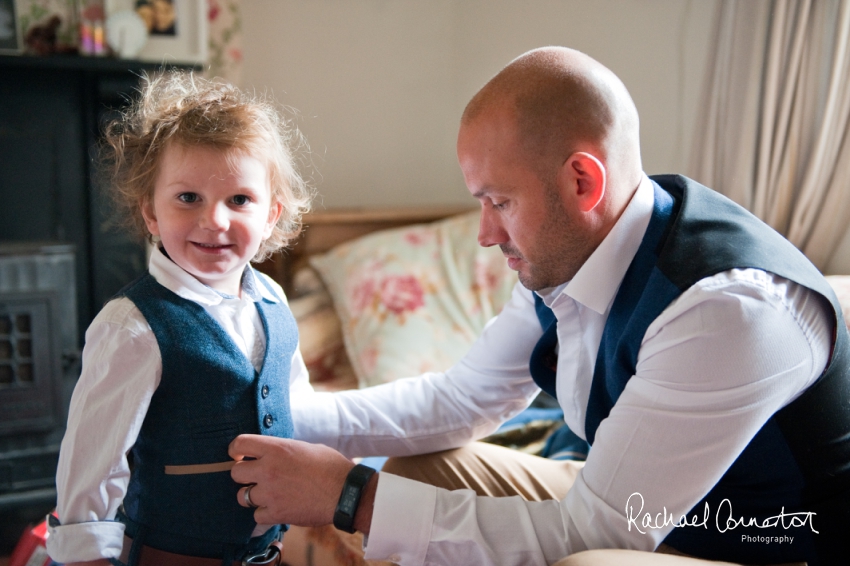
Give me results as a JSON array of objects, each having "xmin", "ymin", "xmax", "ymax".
[
  {"xmin": 109, "ymin": 0, "xmax": 208, "ymax": 65},
  {"xmin": 0, "ymin": 0, "xmax": 20, "ymax": 54}
]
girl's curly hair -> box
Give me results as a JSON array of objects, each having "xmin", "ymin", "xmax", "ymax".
[{"xmin": 101, "ymin": 71, "xmax": 314, "ymax": 262}]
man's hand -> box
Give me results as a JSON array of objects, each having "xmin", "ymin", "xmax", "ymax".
[{"xmin": 229, "ymin": 435, "xmax": 376, "ymax": 534}]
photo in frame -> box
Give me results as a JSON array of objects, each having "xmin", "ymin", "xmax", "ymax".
[
  {"xmin": 0, "ymin": 0, "xmax": 20, "ymax": 53},
  {"xmin": 108, "ymin": 0, "xmax": 207, "ymax": 64}
]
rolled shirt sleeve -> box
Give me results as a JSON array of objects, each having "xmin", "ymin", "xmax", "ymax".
[{"xmin": 47, "ymin": 298, "xmax": 161, "ymax": 562}]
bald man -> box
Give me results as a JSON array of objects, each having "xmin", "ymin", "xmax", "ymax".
[{"xmin": 229, "ymin": 47, "xmax": 850, "ymax": 565}]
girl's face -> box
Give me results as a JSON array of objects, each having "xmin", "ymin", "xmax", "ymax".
[{"xmin": 142, "ymin": 144, "xmax": 282, "ymax": 296}]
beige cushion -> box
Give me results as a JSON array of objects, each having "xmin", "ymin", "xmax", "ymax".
[{"xmin": 288, "ymin": 267, "xmax": 358, "ymax": 391}]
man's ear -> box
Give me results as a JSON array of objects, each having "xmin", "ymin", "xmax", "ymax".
[
  {"xmin": 558, "ymin": 152, "xmax": 607, "ymax": 213},
  {"xmin": 141, "ymin": 198, "xmax": 160, "ymax": 237}
]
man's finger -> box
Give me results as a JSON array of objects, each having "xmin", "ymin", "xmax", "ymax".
[
  {"xmin": 253, "ymin": 506, "xmax": 275, "ymax": 526},
  {"xmin": 231, "ymin": 457, "xmax": 256, "ymax": 485},
  {"xmin": 228, "ymin": 433, "xmax": 266, "ymax": 461},
  {"xmin": 237, "ymin": 485, "xmax": 249, "ymax": 508},
  {"xmin": 236, "ymin": 484, "xmax": 260, "ymax": 509}
]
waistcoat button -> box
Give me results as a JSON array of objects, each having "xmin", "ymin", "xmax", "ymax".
[
  {"xmin": 261, "ymin": 384, "xmax": 270, "ymax": 399},
  {"xmin": 263, "ymin": 414, "xmax": 274, "ymax": 428}
]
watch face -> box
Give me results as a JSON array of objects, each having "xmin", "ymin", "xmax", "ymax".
[
  {"xmin": 334, "ymin": 465, "xmax": 375, "ymax": 533},
  {"xmin": 339, "ymin": 484, "xmax": 360, "ymax": 514}
]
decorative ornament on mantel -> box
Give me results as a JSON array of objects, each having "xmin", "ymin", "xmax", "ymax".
[
  {"xmin": 23, "ymin": 13, "xmax": 61, "ymax": 55},
  {"xmin": 78, "ymin": 0, "xmax": 106, "ymax": 56},
  {"xmin": 14, "ymin": 0, "xmax": 244, "ymax": 80},
  {"xmin": 105, "ymin": 9, "xmax": 147, "ymax": 58}
]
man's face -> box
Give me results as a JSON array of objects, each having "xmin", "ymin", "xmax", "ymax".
[{"xmin": 457, "ymin": 109, "xmax": 590, "ymax": 290}]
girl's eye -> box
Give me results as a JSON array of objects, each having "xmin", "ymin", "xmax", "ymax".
[
  {"xmin": 178, "ymin": 193, "xmax": 198, "ymax": 203},
  {"xmin": 232, "ymin": 195, "xmax": 250, "ymax": 206}
]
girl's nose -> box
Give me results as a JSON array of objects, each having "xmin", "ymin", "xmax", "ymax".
[{"xmin": 201, "ymin": 202, "xmax": 229, "ymax": 231}]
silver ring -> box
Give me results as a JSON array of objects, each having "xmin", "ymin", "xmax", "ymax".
[{"xmin": 244, "ymin": 484, "xmax": 258, "ymax": 508}]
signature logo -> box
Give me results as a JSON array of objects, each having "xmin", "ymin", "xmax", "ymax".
[{"xmin": 625, "ymin": 492, "xmax": 818, "ymax": 535}]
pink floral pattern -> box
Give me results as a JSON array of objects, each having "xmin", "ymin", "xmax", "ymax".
[
  {"xmin": 207, "ymin": 0, "xmax": 242, "ymax": 83},
  {"xmin": 348, "ymin": 269, "xmax": 432, "ymax": 323},
  {"xmin": 403, "ymin": 230, "xmax": 433, "ymax": 246},
  {"xmin": 380, "ymin": 275, "xmax": 425, "ymax": 315},
  {"xmin": 208, "ymin": 0, "xmax": 221, "ymax": 21},
  {"xmin": 311, "ymin": 212, "xmax": 517, "ymax": 388},
  {"xmin": 349, "ymin": 277, "xmax": 378, "ymax": 315}
]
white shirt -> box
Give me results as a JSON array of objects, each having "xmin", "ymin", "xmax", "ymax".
[
  {"xmin": 292, "ymin": 175, "xmax": 834, "ymax": 565},
  {"xmin": 47, "ymin": 246, "xmax": 313, "ymax": 563}
]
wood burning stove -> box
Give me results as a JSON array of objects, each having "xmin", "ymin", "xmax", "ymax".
[
  {"xmin": 0, "ymin": 243, "xmax": 79, "ymax": 512},
  {"xmin": 0, "ymin": 54, "xmax": 197, "ymax": 549}
]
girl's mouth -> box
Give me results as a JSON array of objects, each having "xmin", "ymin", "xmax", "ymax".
[{"xmin": 193, "ymin": 242, "xmax": 232, "ymax": 252}]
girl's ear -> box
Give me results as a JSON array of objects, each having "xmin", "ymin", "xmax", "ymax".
[
  {"xmin": 263, "ymin": 200, "xmax": 284, "ymax": 240},
  {"xmin": 141, "ymin": 197, "xmax": 160, "ymax": 237}
]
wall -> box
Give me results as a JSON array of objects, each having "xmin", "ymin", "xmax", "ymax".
[{"xmin": 240, "ymin": 0, "xmax": 721, "ymax": 209}]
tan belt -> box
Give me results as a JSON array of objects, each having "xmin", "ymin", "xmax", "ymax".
[
  {"xmin": 119, "ymin": 535, "xmax": 283, "ymax": 566},
  {"xmin": 164, "ymin": 461, "xmax": 236, "ymax": 475}
]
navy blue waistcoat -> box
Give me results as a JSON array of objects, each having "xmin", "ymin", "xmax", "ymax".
[
  {"xmin": 531, "ymin": 175, "xmax": 850, "ymax": 564},
  {"xmin": 118, "ymin": 272, "xmax": 298, "ymax": 560}
]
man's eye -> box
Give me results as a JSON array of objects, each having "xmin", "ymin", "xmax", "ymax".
[
  {"xmin": 178, "ymin": 193, "xmax": 198, "ymax": 203},
  {"xmin": 493, "ymin": 201, "xmax": 507, "ymax": 210},
  {"xmin": 232, "ymin": 195, "xmax": 250, "ymax": 206}
]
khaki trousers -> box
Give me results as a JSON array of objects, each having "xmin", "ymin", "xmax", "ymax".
[{"xmin": 382, "ymin": 442, "xmax": 803, "ymax": 566}]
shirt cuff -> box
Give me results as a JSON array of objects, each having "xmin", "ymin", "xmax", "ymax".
[
  {"xmin": 291, "ymin": 390, "xmax": 341, "ymax": 449},
  {"xmin": 364, "ymin": 473, "xmax": 435, "ymax": 565},
  {"xmin": 46, "ymin": 519, "xmax": 125, "ymax": 562}
]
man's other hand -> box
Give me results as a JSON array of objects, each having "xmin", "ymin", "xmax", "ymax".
[{"xmin": 229, "ymin": 435, "xmax": 375, "ymax": 532}]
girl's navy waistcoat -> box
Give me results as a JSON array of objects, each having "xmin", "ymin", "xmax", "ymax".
[{"xmin": 118, "ymin": 272, "xmax": 297, "ymax": 560}]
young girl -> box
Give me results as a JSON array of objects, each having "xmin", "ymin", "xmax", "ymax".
[{"xmin": 46, "ymin": 72, "xmax": 314, "ymax": 566}]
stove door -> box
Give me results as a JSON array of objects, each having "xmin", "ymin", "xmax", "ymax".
[{"xmin": 0, "ymin": 293, "xmax": 61, "ymax": 435}]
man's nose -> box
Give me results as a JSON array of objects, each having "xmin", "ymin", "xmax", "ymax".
[{"xmin": 478, "ymin": 208, "xmax": 507, "ymax": 248}]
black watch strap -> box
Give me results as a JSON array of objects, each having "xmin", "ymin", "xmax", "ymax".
[{"xmin": 333, "ymin": 463, "xmax": 376, "ymax": 534}]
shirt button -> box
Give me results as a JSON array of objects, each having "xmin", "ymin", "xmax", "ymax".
[
  {"xmin": 263, "ymin": 414, "xmax": 274, "ymax": 428},
  {"xmin": 261, "ymin": 385, "xmax": 270, "ymax": 399}
]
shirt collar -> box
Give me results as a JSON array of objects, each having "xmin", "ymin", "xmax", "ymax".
[
  {"xmin": 148, "ymin": 246, "xmax": 280, "ymax": 305},
  {"xmin": 538, "ymin": 174, "xmax": 655, "ymax": 315}
]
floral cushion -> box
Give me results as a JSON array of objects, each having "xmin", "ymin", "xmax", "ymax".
[
  {"xmin": 825, "ymin": 275, "xmax": 850, "ymax": 329},
  {"xmin": 309, "ymin": 211, "xmax": 517, "ymax": 388}
]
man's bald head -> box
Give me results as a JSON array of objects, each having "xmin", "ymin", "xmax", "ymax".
[{"xmin": 462, "ymin": 47, "xmax": 641, "ymax": 187}]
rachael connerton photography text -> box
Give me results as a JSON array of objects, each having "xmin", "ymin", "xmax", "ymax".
[{"xmin": 625, "ymin": 492, "xmax": 818, "ymax": 535}]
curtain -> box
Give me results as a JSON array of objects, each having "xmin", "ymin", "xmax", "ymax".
[{"xmin": 689, "ymin": 0, "xmax": 850, "ymax": 270}]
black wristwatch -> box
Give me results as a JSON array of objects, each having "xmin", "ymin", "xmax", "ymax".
[{"xmin": 333, "ymin": 463, "xmax": 376, "ymax": 533}]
